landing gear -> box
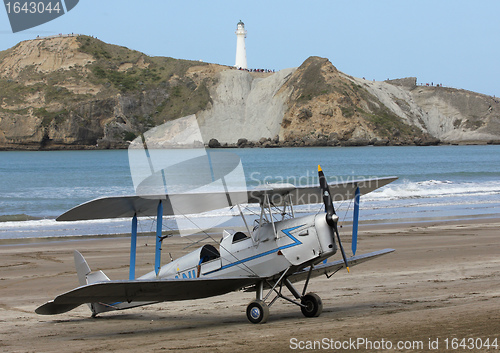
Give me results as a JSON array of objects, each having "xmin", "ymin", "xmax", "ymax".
[
  {"xmin": 245, "ymin": 268, "xmax": 324, "ymax": 324},
  {"xmin": 246, "ymin": 300, "xmax": 269, "ymax": 324},
  {"xmin": 300, "ymin": 292, "xmax": 323, "ymax": 317}
]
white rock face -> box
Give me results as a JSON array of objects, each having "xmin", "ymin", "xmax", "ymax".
[
  {"xmin": 198, "ymin": 68, "xmax": 296, "ymax": 144},
  {"xmin": 350, "ymin": 76, "xmax": 500, "ymax": 143},
  {"xmin": 350, "ymin": 76, "xmax": 428, "ymax": 132},
  {"xmin": 411, "ymin": 88, "xmax": 499, "ymax": 142}
]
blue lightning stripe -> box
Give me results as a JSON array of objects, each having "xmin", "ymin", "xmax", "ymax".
[
  {"xmin": 204, "ymin": 225, "xmax": 304, "ymax": 275},
  {"xmin": 279, "ymin": 225, "xmax": 304, "ymax": 250}
]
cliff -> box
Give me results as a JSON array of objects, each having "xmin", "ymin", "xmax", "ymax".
[
  {"xmin": 275, "ymin": 57, "xmax": 500, "ymax": 146},
  {"xmin": 0, "ymin": 36, "xmax": 499, "ymax": 150},
  {"xmin": 355, "ymin": 76, "xmax": 500, "ymax": 144},
  {"xmin": 0, "ymin": 35, "xmax": 217, "ymax": 149}
]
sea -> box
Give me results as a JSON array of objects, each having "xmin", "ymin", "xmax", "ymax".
[{"xmin": 1, "ymin": 145, "xmax": 500, "ymax": 240}]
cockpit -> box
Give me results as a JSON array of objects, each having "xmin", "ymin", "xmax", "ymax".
[
  {"xmin": 220, "ymin": 229, "xmax": 252, "ymax": 253},
  {"xmin": 199, "ymin": 244, "xmax": 220, "ymax": 264},
  {"xmin": 232, "ymin": 231, "xmax": 248, "ymax": 243}
]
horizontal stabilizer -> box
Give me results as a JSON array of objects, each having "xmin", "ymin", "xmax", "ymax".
[
  {"xmin": 87, "ymin": 270, "xmax": 110, "ymax": 284},
  {"xmin": 35, "ymin": 301, "xmax": 82, "ymax": 315},
  {"xmin": 35, "ymin": 277, "xmax": 258, "ymax": 315}
]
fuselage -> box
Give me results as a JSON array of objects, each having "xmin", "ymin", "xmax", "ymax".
[{"xmin": 140, "ymin": 214, "xmax": 337, "ymax": 281}]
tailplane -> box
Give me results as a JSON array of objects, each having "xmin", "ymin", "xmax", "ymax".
[
  {"xmin": 73, "ymin": 250, "xmax": 152, "ymax": 316},
  {"xmin": 35, "ymin": 251, "xmax": 113, "ymax": 316}
]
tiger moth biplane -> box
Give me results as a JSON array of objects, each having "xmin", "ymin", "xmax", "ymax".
[{"xmin": 36, "ymin": 166, "xmax": 397, "ymax": 324}]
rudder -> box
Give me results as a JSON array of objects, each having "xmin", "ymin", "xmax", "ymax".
[
  {"xmin": 74, "ymin": 250, "xmax": 91, "ymax": 286},
  {"xmin": 73, "ymin": 250, "xmax": 113, "ymax": 316}
]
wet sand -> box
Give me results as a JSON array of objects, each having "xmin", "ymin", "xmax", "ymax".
[{"xmin": 1, "ymin": 220, "xmax": 499, "ymax": 352}]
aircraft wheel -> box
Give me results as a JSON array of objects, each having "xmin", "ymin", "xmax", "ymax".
[
  {"xmin": 301, "ymin": 293, "xmax": 323, "ymax": 317},
  {"xmin": 246, "ymin": 300, "xmax": 269, "ymax": 324}
]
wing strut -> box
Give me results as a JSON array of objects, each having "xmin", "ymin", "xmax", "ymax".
[
  {"xmin": 155, "ymin": 201, "xmax": 163, "ymax": 276},
  {"xmin": 129, "ymin": 213, "xmax": 138, "ymax": 280},
  {"xmin": 352, "ymin": 186, "xmax": 360, "ymax": 256}
]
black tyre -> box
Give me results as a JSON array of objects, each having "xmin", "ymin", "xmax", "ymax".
[
  {"xmin": 300, "ymin": 292, "xmax": 323, "ymax": 317},
  {"xmin": 246, "ymin": 300, "xmax": 269, "ymax": 324}
]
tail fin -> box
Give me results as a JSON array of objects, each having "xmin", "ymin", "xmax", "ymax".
[
  {"xmin": 73, "ymin": 251, "xmax": 154, "ymax": 316},
  {"xmin": 74, "ymin": 250, "xmax": 91, "ymax": 286},
  {"xmin": 73, "ymin": 250, "xmax": 113, "ymax": 316}
]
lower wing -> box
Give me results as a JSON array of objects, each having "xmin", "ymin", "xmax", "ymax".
[
  {"xmin": 287, "ymin": 248, "xmax": 395, "ymax": 284},
  {"xmin": 36, "ymin": 249, "xmax": 394, "ymax": 315},
  {"xmin": 36, "ymin": 276, "xmax": 258, "ymax": 315}
]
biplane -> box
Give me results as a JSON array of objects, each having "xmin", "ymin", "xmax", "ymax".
[{"xmin": 36, "ymin": 164, "xmax": 396, "ymax": 324}]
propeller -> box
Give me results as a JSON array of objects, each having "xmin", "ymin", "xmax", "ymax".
[{"xmin": 318, "ymin": 165, "xmax": 350, "ymax": 273}]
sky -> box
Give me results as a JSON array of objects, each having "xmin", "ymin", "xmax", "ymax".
[{"xmin": 0, "ymin": 0, "xmax": 499, "ymax": 96}]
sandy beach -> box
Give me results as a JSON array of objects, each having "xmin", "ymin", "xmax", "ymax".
[{"xmin": 1, "ymin": 220, "xmax": 499, "ymax": 352}]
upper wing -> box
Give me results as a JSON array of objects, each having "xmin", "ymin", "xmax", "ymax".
[
  {"xmin": 266, "ymin": 176, "xmax": 397, "ymax": 207},
  {"xmin": 57, "ymin": 176, "xmax": 397, "ymax": 221},
  {"xmin": 56, "ymin": 191, "xmax": 249, "ymax": 221},
  {"xmin": 36, "ymin": 276, "xmax": 259, "ymax": 315}
]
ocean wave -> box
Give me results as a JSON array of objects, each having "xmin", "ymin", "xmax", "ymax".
[
  {"xmin": 365, "ymin": 179, "xmax": 500, "ymax": 201},
  {"xmin": 2, "ymin": 179, "xmax": 499, "ymax": 240},
  {"xmin": 1, "ymin": 185, "xmax": 132, "ymax": 200}
]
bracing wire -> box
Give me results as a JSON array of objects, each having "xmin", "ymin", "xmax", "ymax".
[
  {"xmin": 340, "ymin": 197, "xmax": 354, "ymax": 228},
  {"xmin": 166, "ymin": 207, "xmax": 259, "ymax": 277}
]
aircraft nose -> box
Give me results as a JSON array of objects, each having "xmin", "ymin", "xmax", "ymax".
[{"xmin": 314, "ymin": 214, "xmax": 337, "ymax": 254}]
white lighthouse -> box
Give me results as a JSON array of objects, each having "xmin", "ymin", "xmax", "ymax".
[{"xmin": 234, "ymin": 20, "xmax": 247, "ymax": 69}]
